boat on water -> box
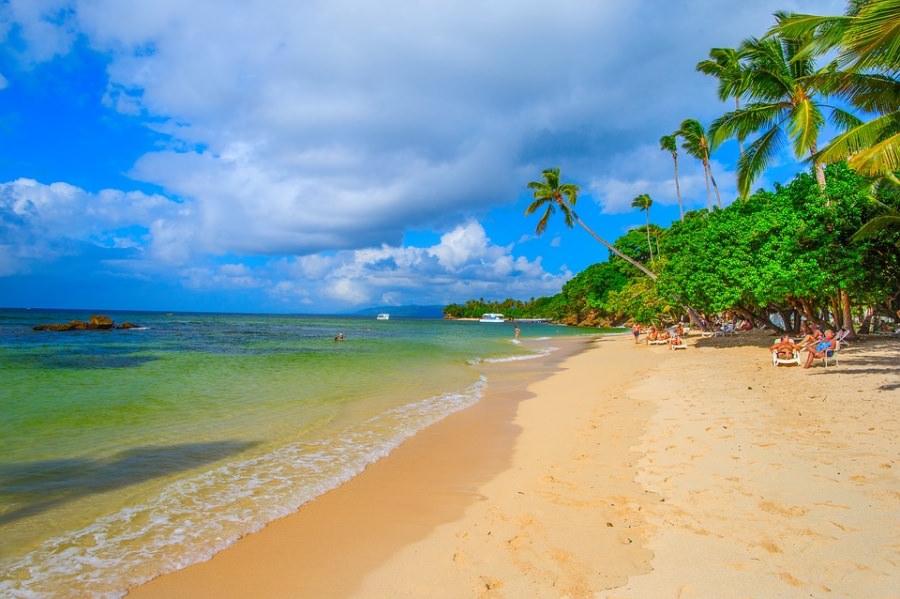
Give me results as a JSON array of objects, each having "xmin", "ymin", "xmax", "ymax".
[
  {"xmin": 376, "ymin": 313, "xmax": 390, "ymax": 320},
  {"xmin": 479, "ymin": 313, "xmax": 506, "ymax": 323}
]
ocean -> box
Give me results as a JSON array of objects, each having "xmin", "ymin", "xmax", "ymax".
[{"xmin": 0, "ymin": 309, "xmax": 602, "ymax": 597}]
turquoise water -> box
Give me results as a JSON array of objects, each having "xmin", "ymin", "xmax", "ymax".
[{"xmin": 0, "ymin": 309, "xmax": 596, "ymax": 597}]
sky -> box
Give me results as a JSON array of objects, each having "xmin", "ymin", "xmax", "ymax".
[{"xmin": 0, "ymin": 0, "xmax": 847, "ymax": 314}]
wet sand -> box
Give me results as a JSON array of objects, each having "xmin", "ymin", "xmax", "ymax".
[{"xmin": 129, "ymin": 332, "xmax": 900, "ymax": 598}]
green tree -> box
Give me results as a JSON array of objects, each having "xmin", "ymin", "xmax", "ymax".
[
  {"xmin": 525, "ymin": 167, "xmax": 657, "ymax": 279},
  {"xmin": 631, "ymin": 193, "xmax": 655, "ymax": 262},
  {"xmin": 659, "ymin": 134, "xmax": 685, "ymax": 220},
  {"xmin": 678, "ymin": 119, "xmax": 722, "ymax": 209}
]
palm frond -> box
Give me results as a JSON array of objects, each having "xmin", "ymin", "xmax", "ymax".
[
  {"xmin": 828, "ymin": 106, "xmax": 865, "ymax": 131},
  {"xmin": 848, "ymin": 132, "xmax": 900, "ymax": 179},
  {"xmin": 738, "ymin": 127, "xmax": 786, "ymax": 198},
  {"xmin": 852, "ymin": 211, "xmax": 900, "ymax": 242},
  {"xmin": 817, "ymin": 112, "xmax": 899, "ymax": 167},
  {"xmin": 788, "ymin": 100, "xmax": 825, "ymax": 157}
]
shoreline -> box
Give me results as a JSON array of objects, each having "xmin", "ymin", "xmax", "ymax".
[
  {"xmin": 128, "ymin": 334, "xmax": 611, "ymax": 598},
  {"xmin": 128, "ymin": 332, "xmax": 900, "ymax": 598}
]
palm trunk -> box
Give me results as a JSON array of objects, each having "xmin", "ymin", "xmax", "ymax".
[
  {"xmin": 702, "ymin": 163, "xmax": 713, "ymax": 211},
  {"xmin": 840, "ymin": 287, "xmax": 856, "ymax": 336},
  {"xmin": 673, "ymin": 156, "xmax": 684, "ymax": 221},
  {"xmin": 706, "ymin": 157, "xmax": 722, "ymax": 208},
  {"xmin": 645, "ymin": 213, "xmax": 653, "ymax": 263},
  {"xmin": 573, "ymin": 212, "xmax": 657, "ymax": 280},
  {"xmin": 809, "ymin": 142, "xmax": 827, "ymax": 193}
]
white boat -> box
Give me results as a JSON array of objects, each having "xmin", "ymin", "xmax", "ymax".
[
  {"xmin": 479, "ymin": 313, "xmax": 505, "ymax": 323},
  {"xmin": 376, "ymin": 313, "xmax": 390, "ymax": 320}
]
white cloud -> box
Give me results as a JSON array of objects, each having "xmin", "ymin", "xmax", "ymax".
[
  {"xmin": 0, "ymin": 0, "xmax": 847, "ymax": 310},
  {"xmin": 267, "ymin": 221, "xmax": 569, "ymax": 308}
]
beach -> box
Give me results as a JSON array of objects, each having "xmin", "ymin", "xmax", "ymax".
[{"xmin": 129, "ymin": 331, "xmax": 900, "ymax": 598}]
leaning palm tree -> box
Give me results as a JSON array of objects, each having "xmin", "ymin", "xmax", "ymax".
[
  {"xmin": 659, "ymin": 134, "xmax": 685, "ymax": 220},
  {"xmin": 678, "ymin": 119, "xmax": 722, "ymax": 209},
  {"xmin": 631, "ymin": 193, "xmax": 654, "ymax": 262},
  {"xmin": 708, "ymin": 33, "xmax": 862, "ymax": 198},
  {"xmin": 696, "ymin": 47, "xmax": 752, "ymax": 156},
  {"xmin": 526, "ymin": 168, "xmax": 657, "ymax": 279}
]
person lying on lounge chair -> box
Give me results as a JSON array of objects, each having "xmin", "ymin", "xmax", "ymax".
[
  {"xmin": 769, "ymin": 335, "xmax": 798, "ymax": 360},
  {"xmin": 668, "ymin": 334, "xmax": 685, "ymax": 350},
  {"xmin": 803, "ymin": 330, "xmax": 836, "ymax": 368}
]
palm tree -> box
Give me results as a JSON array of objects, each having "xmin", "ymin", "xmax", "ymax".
[
  {"xmin": 708, "ymin": 32, "xmax": 862, "ymax": 198},
  {"xmin": 696, "ymin": 47, "xmax": 752, "ymax": 156},
  {"xmin": 631, "ymin": 193, "xmax": 654, "ymax": 262},
  {"xmin": 678, "ymin": 119, "xmax": 722, "ymax": 209},
  {"xmin": 526, "ymin": 168, "xmax": 657, "ymax": 279},
  {"xmin": 659, "ymin": 134, "xmax": 685, "ymax": 220},
  {"xmin": 773, "ymin": 1, "xmax": 899, "ymax": 181}
]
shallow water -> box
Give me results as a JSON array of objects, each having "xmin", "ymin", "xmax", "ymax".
[{"xmin": 0, "ymin": 309, "xmax": 603, "ymax": 597}]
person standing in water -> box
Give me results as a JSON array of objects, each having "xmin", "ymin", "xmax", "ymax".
[{"xmin": 514, "ymin": 326, "xmax": 521, "ymax": 340}]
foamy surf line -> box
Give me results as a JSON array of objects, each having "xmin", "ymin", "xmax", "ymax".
[
  {"xmin": 468, "ymin": 345, "xmax": 558, "ymax": 365},
  {"xmin": 0, "ymin": 379, "xmax": 487, "ymax": 599}
]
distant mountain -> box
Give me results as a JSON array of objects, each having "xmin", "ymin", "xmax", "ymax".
[{"xmin": 350, "ymin": 305, "xmax": 446, "ymax": 319}]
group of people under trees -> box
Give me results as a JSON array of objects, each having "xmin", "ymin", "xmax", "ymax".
[
  {"xmin": 632, "ymin": 323, "xmax": 685, "ymax": 350},
  {"xmin": 769, "ymin": 321, "xmax": 841, "ymax": 368},
  {"xmin": 633, "ymin": 318, "xmax": 842, "ymax": 368}
]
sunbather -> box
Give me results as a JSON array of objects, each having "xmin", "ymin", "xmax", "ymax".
[
  {"xmin": 803, "ymin": 330, "xmax": 837, "ymax": 368},
  {"xmin": 668, "ymin": 334, "xmax": 684, "ymax": 350},
  {"xmin": 769, "ymin": 335, "xmax": 798, "ymax": 360}
]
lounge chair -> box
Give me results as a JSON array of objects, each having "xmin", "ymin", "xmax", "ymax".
[
  {"xmin": 808, "ymin": 342, "xmax": 840, "ymax": 367},
  {"xmin": 670, "ymin": 340, "xmax": 688, "ymax": 350},
  {"xmin": 772, "ymin": 349, "xmax": 801, "ymax": 367}
]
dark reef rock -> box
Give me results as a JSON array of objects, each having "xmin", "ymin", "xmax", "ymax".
[{"xmin": 33, "ymin": 315, "xmax": 141, "ymax": 331}]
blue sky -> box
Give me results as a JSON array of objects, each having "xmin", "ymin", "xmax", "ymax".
[{"xmin": 0, "ymin": 0, "xmax": 845, "ymax": 314}]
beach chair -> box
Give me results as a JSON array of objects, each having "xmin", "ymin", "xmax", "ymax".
[
  {"xmin": 810, "ymin": 343, "xmax": 840, "ymax": 367},
  {"xmin": 772, "ymin": 349, "xmax": 801, "ymax": 367},
  {"xmin": 670, "ymin": 340, "xmax": 688, "ymax": 350},
  {"xmin": 834, "ymin": 328, "xmax": 851, "ymax": 349}
]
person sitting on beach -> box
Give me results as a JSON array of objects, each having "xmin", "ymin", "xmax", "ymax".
[
  {"xmin": 803, "ymin": 329, "xmax": 836, "ymax": 368},
  {"xmin": 795, "ymin": 324, "xmax": 824, "ymax": 349},
  {"xmin": 769, "ymin": 335, "xmax": 798, "ymax": 360},
  {"xmin": 668, "ymin": 334, "xmax": 684, "ymax": 350},
  {"xmin": 646, "ymin": 326, "xmax": 659, "ymax": 342},
  {"xmin": 674, "ymin": 322, "xmax": 684, "ymax": 336},
  {"xmin": 739, "ymin": 319, "xmax": 753, "ymax": 331}
]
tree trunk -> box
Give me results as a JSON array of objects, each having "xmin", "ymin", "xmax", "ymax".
[
  {"xmin": 840, "ymin": 287, "xmax": 857, "ymax": 336},
  {"xmin": 702, "ymin": 162, "xmax": 713, "ymax": 211},
  {"xmin": 573, "ymin": 213, "xmax": 657, "ymax": 280},
  {"xmin": 674, "ymin": 157, "xmax": 684, "ymax": 221},
  {"xmin": 859, "ymin": 306, "xmax": 873, "ymax": 335},
  {"xmin": 708, "ymin": 163, "xmax": 723, "ymax": 208}
]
